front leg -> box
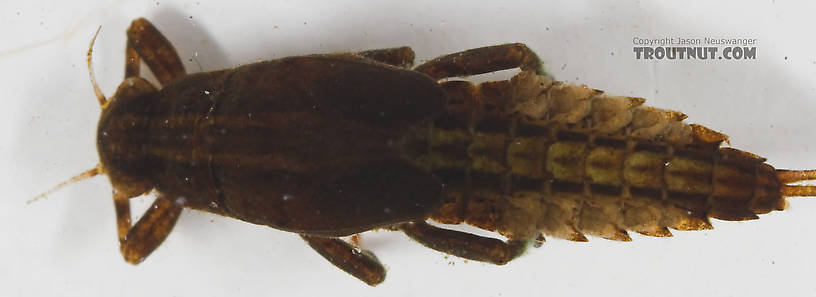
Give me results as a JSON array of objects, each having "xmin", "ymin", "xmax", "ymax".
[
  {"xmin": 356, "ymin": 46, "xmax": 416, "ymax": 68},
  {"xmin": 125, "ymin": 18, "xmax": 187, "ymax": 86},
  {"xmin": 113, "ymin": 192, "xmax": 183, "ymax": 264}
]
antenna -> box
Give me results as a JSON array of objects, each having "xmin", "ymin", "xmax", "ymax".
[
  {"xmin": 28, "ymin": 165, "xmax": 102, "ymax": 204},
  {"xmin": 87, "ymin": 26, "xmax": 107, "ymax": 107}
]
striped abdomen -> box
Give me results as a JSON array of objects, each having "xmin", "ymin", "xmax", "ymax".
[{"xmin": 403, "ymin": 71, "xmax": 785, "ymax": 241}]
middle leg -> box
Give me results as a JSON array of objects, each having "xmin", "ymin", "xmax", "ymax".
[
  {"xmin": 414, "ymin": 43, "xmax": 544, "ymax": 80},
  {"xmin": 301, "ymin": 235, "xmax": 386, "ymax": 286},
  {"xmin": 401, "ymin": 221, "xmax": 527, "ymax": 265}
]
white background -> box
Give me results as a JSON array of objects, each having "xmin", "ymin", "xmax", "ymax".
[{"xmin": 2, "ymin": 1, "xmax": 816, "ymax": 296}]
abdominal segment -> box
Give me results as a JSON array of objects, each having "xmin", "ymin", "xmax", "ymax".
[{"xmin": 403, "ymin": 71, "xmax": 784, "ymax": 242}]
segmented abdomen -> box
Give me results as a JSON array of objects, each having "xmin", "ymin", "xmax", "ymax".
[{"xmin": 403, "ymin": 71, "xmax": 785, "ymax": 242}]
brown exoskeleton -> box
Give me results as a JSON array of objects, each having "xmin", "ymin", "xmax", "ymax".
[{"xmin": 36, "ymin": 18, "xmax": 816, "ymax": 286}]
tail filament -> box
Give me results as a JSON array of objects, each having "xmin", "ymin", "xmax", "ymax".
[{"xmin": 777, "ymin": 169, "xmax": 816, "ymax": 197}]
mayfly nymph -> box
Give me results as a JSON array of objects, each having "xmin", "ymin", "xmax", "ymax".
[{"xmin": 34, "ymin": 18, "xmax": 816, "ymax": 286}]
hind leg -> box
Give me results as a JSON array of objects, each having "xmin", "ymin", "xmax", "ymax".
[{"xmin": 414, "ymin": 43, "xmax": 544, "ymax": 80}]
